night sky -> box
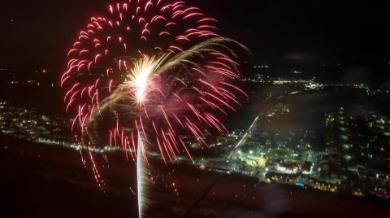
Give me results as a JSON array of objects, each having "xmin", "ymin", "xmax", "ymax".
[{"xmin": 1, "ymin": 0, "xmax": 390, "ymax": 70}]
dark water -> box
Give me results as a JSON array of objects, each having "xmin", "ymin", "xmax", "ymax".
[{"xmin": 2, "ymin": 136, "xmax": 390, "ymax": 218}]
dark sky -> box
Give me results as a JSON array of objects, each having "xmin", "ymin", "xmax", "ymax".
[{"xmin": 1, "ymin": 0, "xmax": 390, "ymax": 70}]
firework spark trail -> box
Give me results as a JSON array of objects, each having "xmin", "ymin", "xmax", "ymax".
[
  {"xmin": 61, "ymin": 0, "xmax": 247, "ymax": 216},
  {"xmin": 137, "ymin": 132, "xmax": 148, "ymax": 218},
  {"xmin": 229, "ymin": 115, "xmax": 260, "ymax": 158}
]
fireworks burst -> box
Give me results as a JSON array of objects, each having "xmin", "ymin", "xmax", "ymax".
[
  {"xmin": 62, "ymin": 0, "xmax": 247, "ymax": 161},
  {"xmin": 61, "ymin": 0, "xmax": 247, "ymax": 216}
]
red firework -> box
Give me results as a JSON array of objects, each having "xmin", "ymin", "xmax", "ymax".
[{"xmin": 61, "ymin": 0, "xmax": 247, "ymax": 165}]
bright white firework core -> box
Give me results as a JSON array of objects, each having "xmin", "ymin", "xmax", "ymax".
[
  {"xmin": 129, "ymin": 56, "xmax": 165, "ymax": 104},
  {"xmin": 135, "ymin": 65, "xmax": 153, "ymax": 103}
]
